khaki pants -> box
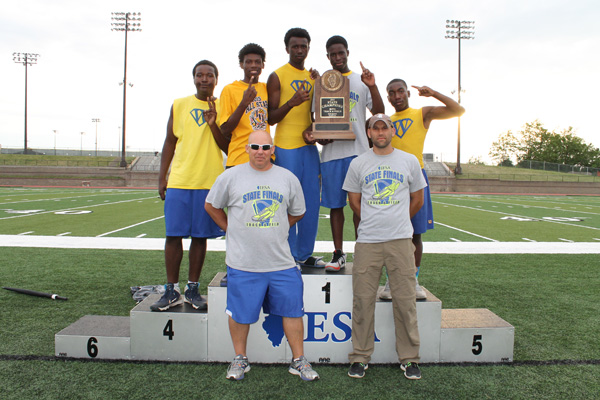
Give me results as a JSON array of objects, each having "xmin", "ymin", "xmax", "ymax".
[{"xmin": 348, "ymin": 238, "xmax": 420, "ymax": 364}]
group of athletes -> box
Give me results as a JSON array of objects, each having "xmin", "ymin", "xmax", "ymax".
[{"xmin": 149, "ymin": 27, "xmax": 465, "ymax": 382}]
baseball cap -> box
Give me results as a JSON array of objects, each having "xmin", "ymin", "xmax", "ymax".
[{"xmin": 368, "ymin": 113, "xmax": 393, "ymax": 129}]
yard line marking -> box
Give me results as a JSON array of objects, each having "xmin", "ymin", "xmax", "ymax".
[
  {"xmin": 433, "ymin": 201, "xmax": 600, "ymax": 231},
  {"xmin": 593, "ymin": 238, "xmax": 600, "ymax": 241},
  {"xmin": 2, "ymin": 235, "xmax": 600, "ymax": 254},
  {"xmin": 434, "ymin": 197, "xmax": 600, "ymax": 216},
  {"xmin": 558, "ymin": 238, "xmax": 574, "ymax": 243},
  {"xmin": 435, "ymin": 222, "xmax": 498, "ymax": 242},
  {"xmin": 522, "ymin": 238, "xmax": 537, "ymax": 242},
  {"xmin": 57, "ymin": 232, "xmax": 71, "ymax": 236},
  {"xmin": 136, "ymin": 234, "xmax": 147, "ymax": 238},
  {"xmin": 0, "ymin": 196, "xmax": 157, "ymax": 221},
  {"xmin": 97, "ymin": 216, "xmax": 165, "ymax": 237},
  {"xmin": 18, "ymin": 231, "xmax": 34, "ymax": 235},
  {"xmin": 450, "ymin": 238, "xmax": 462, "ymax": 242}
]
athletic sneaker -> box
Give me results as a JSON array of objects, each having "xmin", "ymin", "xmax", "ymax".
[
  {"xmin": 288, "ymin": 355, "xmax": 319, "ymax": 381},
  {"xmin": 184, "ymin": 283, "xmax": 207, "ymax": 310},
  {"xmin": 348, "ymin": 362, "xmax": 368, "ymax": 378},
  {"xmin": 226, "ymin": 354, "xmax": 250, "ymax": 380},
  {"xmin": 379, "ymin": 280, "xmax": 392, "ymax": 300},
  {"xmin": 325, "ymin": 250, "xmax": 346, "ymax": 272},
  {"xmin": 401, "ymin": 362, "xmax": 422, "ymax": 380},
  {"xmin": 297, "ymin": 256, "xmax": 326, "ymax": 268},
  {"xmin": 415, "ymin": 277, "xmax": 427, "ymax": 300},
  {"xmin": 150, "ymin": 283, "xmax": 183, "ymax": 312},
  {"xmin": 220, "ymin": 273, "xmax": 228, "ymax": 287}
]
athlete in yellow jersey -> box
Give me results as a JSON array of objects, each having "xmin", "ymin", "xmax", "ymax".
[
  {"xmin": 152, "ymin": 60, "xmax": 229, "ymax": 312},
  {"xmin": 220, "ymin": 43, "xmax": 270, "ymax": 167},
  {"xmin": 381, "ymin": 79, "xmax": 465, "ymax": 300},
  {"xmin": 267, "ymin": 27, "xmax": 323, "ymax": 267}
]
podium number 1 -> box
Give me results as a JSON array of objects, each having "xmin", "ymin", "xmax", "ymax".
[{"xmin": 322, "ymin": 282, "xmax": 331, "ymax": 304}]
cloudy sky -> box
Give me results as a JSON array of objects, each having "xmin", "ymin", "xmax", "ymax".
[{"xmin": 1, "ymin": 0, "xmax": 598, "ymax": 163}]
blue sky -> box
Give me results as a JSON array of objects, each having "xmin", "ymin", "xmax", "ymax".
[{"xmin": 1, "ymin": 0, "xmax": 599, "ymax": 163}]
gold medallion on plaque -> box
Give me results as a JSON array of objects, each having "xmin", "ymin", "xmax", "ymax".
[
  {"xmin": 311, "ymin": 69, "xmax": 355, "ymax": 140},
  {"xmin": 321, "ymin": 70, "xmax": 343, "ymax": 92}
]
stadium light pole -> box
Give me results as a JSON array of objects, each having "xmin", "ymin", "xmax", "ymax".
[
  {"xmin": 13, "ymin": 52, "xmax": 39, "ymax": 155},
  {"xmin": 111, "ymin": 12, "xmax": 141, "ymax": 167},
  {"xmin": 445, "ymin": 20, "xmax": 474, "ymax": 175},
  {"xmin": 80, "ymin": 132, "xmax": 85, "ymax": 156},
  {"xmin": 92, "ymin": 118, "xmax": 101, "ymax": 156},
  {"xmin": 53, "ymin": 130, "xmax": 58, "ymax": 155}
]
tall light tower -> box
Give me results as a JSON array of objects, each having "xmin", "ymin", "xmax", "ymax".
[
  {"xmin": 53, "ymin": 130, "xmax": 58, "ymax": 155},
  {"xmin": 92, "ymin": 118, "xmax": 101, "ymax": 156},
  {"xmin": 80, "ymin": 132, "xmax": 86, "ymax": 156},
  {"xmin": 13, "ymin": 52, "xmax": 40, "ymax": 155},
  {"xmin": 111, "ymin": 12, "xmax": 141, "ymax": 167},
  {"xmin": 445, "ymin": 20, "xmax": 475, "ymax": 175}
]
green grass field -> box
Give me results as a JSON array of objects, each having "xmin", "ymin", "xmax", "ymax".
[{"xmin": 1, "ymin": 188, "xmax": 599, "ymax": 399}]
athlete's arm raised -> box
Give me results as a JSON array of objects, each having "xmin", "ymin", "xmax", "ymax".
[{"xmin": 412, "ymin": 85, "xmax": 465, "ymax": 129}]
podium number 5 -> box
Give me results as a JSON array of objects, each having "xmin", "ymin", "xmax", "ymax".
[{"xmin": 472, "ymin": 334, "xmax": 483, "ymax": 355}]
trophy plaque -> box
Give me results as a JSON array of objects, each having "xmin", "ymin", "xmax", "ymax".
[{"xmin": 311, "ymin": 70, "xmax": 355, "ymax": 140}]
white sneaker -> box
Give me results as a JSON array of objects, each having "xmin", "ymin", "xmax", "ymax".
[
  {"xmin": 325, "ymin": 250, "xmax": 346, "ymax": 272},
  {"xmin": 415, "ymin": 277, "xmax": 427, "ymax": 300},
  {"xmin": 379, "ymin": 279, "xmax": 392, "ymax": 300}
]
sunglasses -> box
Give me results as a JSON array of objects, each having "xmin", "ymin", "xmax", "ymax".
[{"xmin": 249, "ymin": 144, "xmax": 272, "ymax": 151}]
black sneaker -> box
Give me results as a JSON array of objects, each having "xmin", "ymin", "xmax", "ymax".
[
  {"xmin": 184, "ymin": 283, "xmax": 207, "ymax": 310},
  {"xmin": 348, "ymin": 362, "xmax": 368, "ymax": 378},
  {"xmin": 150, "ymin": 283, "xmax": 183, "ymax": 312},
  {"xmin": 401, "ymin": 362, "xmax": 421, "ymax": 380}
]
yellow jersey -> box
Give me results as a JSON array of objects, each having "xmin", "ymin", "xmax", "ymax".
[
  {"xmin": 390, "ymin": 108, "xmax": 428, "ymax": 168},
  {"xmin": 273, "ymin": 63, "xmax": 314, "ymax": 149},
  {"xmin": 219, "ymin": 80, "xmax": 269, "ymax": 166},
  {"xmin": 167, "ymin": 95, "xmax": 224, "ymax": 189}
]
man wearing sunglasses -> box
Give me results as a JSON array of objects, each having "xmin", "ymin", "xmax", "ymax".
[{"xmin": 205, "ymin": 130, "xmax": 319, "ymax": 382}]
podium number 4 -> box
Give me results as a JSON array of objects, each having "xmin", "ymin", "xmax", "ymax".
[
  {"xmin": 163, "ymin": 320, "xmax": 174, "ymax": 340},
  {"xmin": 472, "ymin": 334, "xmax": 483, "ymax": 355}
]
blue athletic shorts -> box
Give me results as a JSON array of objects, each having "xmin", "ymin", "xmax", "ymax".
[
  {"xmin": 225, "ymin": 266, "xmax": 304, "ymax": 324},
  {"xmin": 321, "ymin": 156, "xmax": 357, "ymax": 209},
  {"xmin": 411, "ymin": 169, "xmax": 434, "ymax": 235},
  {"xmin": 164, "ymin": 188, "xmax": 224, "ymax": 238}
]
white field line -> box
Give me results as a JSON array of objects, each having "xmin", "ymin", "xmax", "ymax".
[
  {"xmin": 97, "ymin": 216, "xmax": 164, "ymax": 237},
  {"xmin": 0, "ymin": 192, "xmax": 151, "ymax": 206},
  {"xmin": 435, "ymin": 222, "xmax": 498, "ymax": 242},
  {"xmin": 435, "ymin": 197, "xmax": 600, "ymax": 216},
  {"xmin": 0, "ymin": 196, "xmax": 157, "ymax": 220},
  {"xmin": 1, "ymin": 235, "xmax": 599, "ymax": 254},
  {"xmin": 57, "ymin": 232, "xmax": 71, "ymax": 236},
  {"xmin": 18, "ymin": 231, "xmax": 34, "ymax": 235},
  {"xmin": 522, "ymin": 238, "xmax": 537, "ymax": 242},
  {"xmin": 433, "ymin": 201, "xmax": 600, "ymax": 231}
]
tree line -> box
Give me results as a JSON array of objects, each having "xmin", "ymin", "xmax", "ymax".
[{"xmin": 489, "ymin": 120, "xmax": 600, "ymax": 168}]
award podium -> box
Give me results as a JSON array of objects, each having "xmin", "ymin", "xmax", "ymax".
[{"xmin": 56, "ymin": 264, "xmax": 514, "ymax": 363}]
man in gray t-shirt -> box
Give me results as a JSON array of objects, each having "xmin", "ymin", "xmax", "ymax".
[
  {"xmin": 205, "ymin": 130, "xmax": 319, "ymax": 382},
  {"xmin": 342, "ymin": 114, "xmax": 426, "ymax": 381}
]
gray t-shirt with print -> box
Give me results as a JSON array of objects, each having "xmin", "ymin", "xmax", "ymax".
[
  {"xmin": 206, "ymin": 163, "xmax": 305, "ymax": 272},
  {"xmin": 342, "ymin": 149, "xmax": 427, "ymax": 243}
]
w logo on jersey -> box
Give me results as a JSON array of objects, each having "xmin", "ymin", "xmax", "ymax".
[
  {"xmin": 393, "ymin": 118, "xmax": 413, "ymax": 139},
  {"xmin": 190, "ymin": 109, "xmax": 206, "ymax": 127},
  {"xmin": 290, "ymin": 80, "xmax": 313, "ymax": 93}
]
